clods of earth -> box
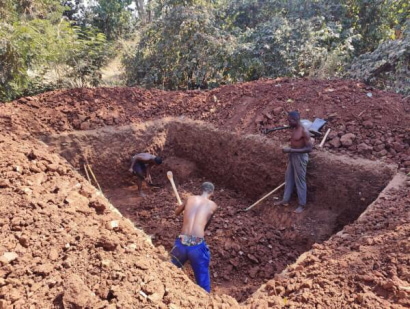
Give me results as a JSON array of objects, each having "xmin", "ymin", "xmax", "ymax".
[{"xmin": 0, "ymin": 78, "xmax": 409, "ymax": 308}]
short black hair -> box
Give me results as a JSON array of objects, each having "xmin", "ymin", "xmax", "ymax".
[
  {"xmin": 288, "ymin": 111, "xmax": 300, "ymax": 120},
  {"xmin": 154, "ymin": 156, "xmax": 162, "ymax": 165},
  {"xmin": 201, "ymin": 182, "xmax": 215, "ymax": 194}
]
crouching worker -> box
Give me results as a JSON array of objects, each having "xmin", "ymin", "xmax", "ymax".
[
  {"xmin": 170, "ymin": 182, "xmax": 217, "ymax": 293},
  {"xmin": 129, "ymin": 153, "xmax": 162, "ymax": 196}
]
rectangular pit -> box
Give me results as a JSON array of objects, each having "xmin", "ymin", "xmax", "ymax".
[{"xmin": 42, "ymin": 118, "xmax": 396, "ymax": 301}]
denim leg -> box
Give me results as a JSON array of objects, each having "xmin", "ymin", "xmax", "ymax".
[
  {"xmin": 170, "ymin": 238, "xmax": 188, "ymax": 268},
  {"xmin": 283, "ymin": 155, "xmax": 295, "ymax": 202},
  {"xmin": 188, "ymin": 243, "xmax": 211, "ymax": 293}
]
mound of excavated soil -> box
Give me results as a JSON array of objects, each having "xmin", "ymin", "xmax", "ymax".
[
  {"xmin": 0, "ymin": 133, "xmax": 237, "ymax": 308},
  {"xmin": 40, "ymin": 118, "xmax": 403, "ymax": 305},
  {"xmin": 246, "ymin": 174, "xmax": 410, "ymax": 308},
  {"xmin": 1, "ymin": 79, "xmax": 410, "ymax": 171},
  {"xmin": 1, "ymin": 78, "xmax": 410, "ymax": 308}
]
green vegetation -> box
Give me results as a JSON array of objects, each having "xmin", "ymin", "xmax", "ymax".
[
  {"xmin": 124, "ymin": 0, "xmax": 409, "ymax": 93},
  {"xmin": 123, "ymin": 5, "xmax": 236, "ymax": 89},
  {"xmin": 0, "ymin": 0, "xmax": 119, "ymax": 101},
  {"xmin": 1, "ymin": 0, "xmax": 409, "ymax": 102}
]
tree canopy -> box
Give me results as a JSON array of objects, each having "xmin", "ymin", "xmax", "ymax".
[
  {"xmin": 1, "ymin": 0, "xmax": 409, "ymax": 101},
  {"xmin": 124, "ymin": 0, "xmax": 409, "ymax": 93}
]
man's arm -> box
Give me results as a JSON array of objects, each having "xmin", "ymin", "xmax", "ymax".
[
  {"xmin": 205, "ymin": 204, "xmax": 217, "ymax": 230},
  {"xmin": 289, "ymin": 145, "xmax": 312, "ymax": 153},
  {"xmin": 129, "ymin": 156, "xmax": 137, "ymax": 172},
  {"xmin": 205, "ymin": 214, "xmax": 214, "ymax": 231},
  {"xmin": 175, "ymin": 202, "xmax": 185, "ymax": 216},
  {"xmin": 146, "ymin": 165, "xmax": 152, "ymax": 183}
]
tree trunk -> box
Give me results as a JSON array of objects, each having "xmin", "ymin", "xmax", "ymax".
[{"xmin": 135, "ymin": 0, "xmax": 146, "ymax": 24}]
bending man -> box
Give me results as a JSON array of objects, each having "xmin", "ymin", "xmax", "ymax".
[
  {"xmin": 275, "ymin": 111, "xmax": 313, "ymax": 213},
  {"xmin": 171, "ymin": 182, "xmax": 217, "ymax": 293},
  {"xmin": 129, "ymin": 153, "xmax": 162, "ymax": 196}
]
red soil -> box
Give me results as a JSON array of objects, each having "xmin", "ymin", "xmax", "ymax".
[
  {"xmin": 2, "ymin": 79, "xmax": 410, "ymax": 171},
  {"xmin": 0, "ymin": 78, "xmax": 409, "ymax": 308}
]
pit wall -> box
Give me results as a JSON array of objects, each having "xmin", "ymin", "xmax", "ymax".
[
  {"xmin": 163, "ymin": 120, "xmax": 396, "ymax": 233},
  {"xmin": 246, "ymin": 171, "xmax": 408, "ymax": 307},
  {"xmin": 41, "ymin": 120, "xmax": 170, "ymax": 188},
  {"xmin": 42, "ymin": 118, "xmax": 396, "ymax": 230}
]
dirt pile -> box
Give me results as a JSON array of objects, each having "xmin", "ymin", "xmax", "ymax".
[
  {"xmin": 42, "ymin": 118, "xmax": 398, "ymax": 303},
  {"xmin": 2, "ymin": 79, "xmax": 410, "ymax": 172},
  {"xmin": 0, "ymin": 133, "xmax": 237, "ymax": 308},
  {"xmin": 1, "ymin": 78, "xmax": 410, "ymax": 308},
  {"xmin": 104, "ymin": 178, "xmax": 310, "ymax": 302},
  {"xmin": 246, "ymin": 174, "xmax": 410, "ymax": 308}
]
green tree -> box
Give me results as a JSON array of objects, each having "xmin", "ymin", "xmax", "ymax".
[
  {"xmin": 230, "ymin": 16, "xmax": 356, "ymax": 81},
  {"xmin": 347, "ymin": 21, "xmax": 410, "ymax": 95},
  {"xmin": 0, "ymin": 0, "xmax": 16, "ymax": 22},
  {"xmin": 124, "ymin": 4, "xmax": 236, "ymax": 89},
  {"xmin": 64, "ymin": 28, "xmax": 113, "ymax": 87},
  {"xmin": 0, "ymin": 0, "xmax": 112, "ymax": 101},
  {"xmin": 92, "ymin": 0, "xmax": 135, "ymax": 40},
  {"xmin": 0, "ymin": 4, "xmax": 77, "ymax": 100},
  {"xmin": 345, "ymin": 0, "xmax": 410, "ymax": 54}
]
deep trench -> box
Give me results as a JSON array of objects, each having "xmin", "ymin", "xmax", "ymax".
[{"xmin": 42, "ymin": 118, "xmax": 396, "ymax": 301}]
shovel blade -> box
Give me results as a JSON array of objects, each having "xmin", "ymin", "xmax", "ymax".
[{"xmin": 309, "ymin": 118, "xmax": 326, "ymax": 133}]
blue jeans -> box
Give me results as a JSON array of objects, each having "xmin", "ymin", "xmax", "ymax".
[{"xmin": 170, "ymin": 238, "xmax": 211, "ymax": 293}]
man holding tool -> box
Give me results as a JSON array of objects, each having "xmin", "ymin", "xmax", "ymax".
[
  {"xmin": 275, "ymin": 111, "xmax": 313, "ymax": 213},
  {"xmin": 129, "ymin": 153, "xmax": 162, "ymax": 196},
  {"xmin": 170, "ymin": 182, "xmax": 217, "ymax": 293}
]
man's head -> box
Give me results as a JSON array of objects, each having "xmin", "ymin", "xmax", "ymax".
[
  {"xmin": 201, "ymin": 182, "xmax": 215, "ymax": 196},
  {"xmin": 288, "ymin": 111, "xmax": 300, "ymax": 127},
  {"xmin": 154, "ymin": 156, "xmax": 163, "ymax": 165}
]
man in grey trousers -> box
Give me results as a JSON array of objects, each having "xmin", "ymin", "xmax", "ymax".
[{"xmin": 275, "ymin": 111, "xmax": 313, "ymax": 213}]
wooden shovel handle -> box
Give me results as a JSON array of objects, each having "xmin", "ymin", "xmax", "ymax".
[
  {"xmin": 245, "ymin": 182, "xmax": 285, "ymax": 211},
  {"xmin": 167, "ymin": 171, "xmax": 183, "ymax": 205}
]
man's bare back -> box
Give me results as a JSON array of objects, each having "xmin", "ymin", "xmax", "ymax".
[
  {"xmin": 179, "ymin": 195, "xmax": 217, "ymax": 238},
  {"xmin": 128, "ymin": 152, "xmax": 162, "ymax": 196},
  {"xmin": 171, "ymin": 182, "xmax": 217, "ymax": 293}
]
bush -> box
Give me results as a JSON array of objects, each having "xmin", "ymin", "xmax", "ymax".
[
  {"xmin": 123, "ymin": 5, "xmax": 236, "ymax": 89},
  {"xmin": 347, "ymin": 22, "xmax": 410, "ymax": 95},
  {"xmin": 64, "ymin": 29, "xmax": 114, "ymax": 87},
  {"xmin": 230, "ymin": 17, "xmax": 356, "ymax": 81},
  {"xmin": 0, "ymin": 1, "xmax": 112, "ymax": 102}
]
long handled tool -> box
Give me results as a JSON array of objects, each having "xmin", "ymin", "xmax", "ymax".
[
  {"xmin": 87, "ymin": 164, "xmax": 102, "ymax": 193},
  {"xmin": 263, "ymin": 126, "xmax": 290, "ymax": 134},
  {"xmin": 244, "ymin": 182, "xmax": 285, "ymax": 212},
  {"xmin": 83, "ymin": 156, "xmax": 103, "ymax": 193},
  {"xmin": 319, "ymin": 128, "xmax": 331, "ymax": 148},
  {"xmin": 309, "ymin": 118, "xmax": 326, "ymax": 136},
  {"xmin": 84, "ymin": 164, "xmax": 91, "ymax": 183},
  {"xmin": 167, "ymin": 171, "xmax": 182, "ymax": 205}
]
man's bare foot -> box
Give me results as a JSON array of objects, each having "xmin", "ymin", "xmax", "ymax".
[
  {"xmin": 294, "ymin": 205, "xmax": 305, "ymax": 213},
  {"xmin": 274, "ymin": 200, "xmax": 289, "ymax": 206}
]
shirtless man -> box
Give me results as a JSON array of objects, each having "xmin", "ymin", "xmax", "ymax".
[
  {"xmin": 128, "ymin": 153, "xmax": 162, "ymax": 196},
  {"xmin": 275, "ymin": 111, "xmax": 313, "ymax": 213},
  {"xmin": 170, "ymin": 182, "xmax": 217, "ymax": 293}
]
